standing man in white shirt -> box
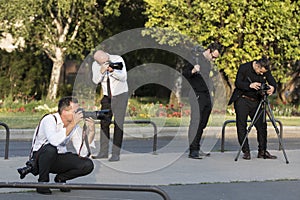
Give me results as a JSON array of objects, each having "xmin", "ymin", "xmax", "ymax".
[
  {"xmin": 30, "ymin": 96, "xmax": 95, "ymax": 195},
  {"xmin": 91, "ymin": 50, "xmax": 128, "ymax": 162}
]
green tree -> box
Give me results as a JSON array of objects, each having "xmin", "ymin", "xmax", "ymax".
[
  {"xmin": 143, "ymin": 0, "xmax": 300, "ymax": 102},
  {"xmin": 0, "ymin": 48, "xmax": 48, "ymax": 102},
  {"xmin": 0, "ymin": 0, "xmax": 122, "ymax": 100}
]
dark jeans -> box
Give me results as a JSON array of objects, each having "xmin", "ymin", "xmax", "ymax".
[
  {"xmin": 234, "ymin": 97, "xmax": 267, "ymax": 153},
  {"xmin": 188, "ymin": 92, "xmax": 212, "ymax": 152},
  {"xmin": 36, "ymin": 144, "xmax": 94, "ymax": 183},
  {"xmin": 99, "ymin": 92, "xmax": 128, "ymax": 155}
]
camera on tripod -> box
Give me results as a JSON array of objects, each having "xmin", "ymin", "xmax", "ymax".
[
  {"xmin": 17, "ymin": 158, "xmax": 38, "ymax": 179},
  {"xmin": 76, "ymin": 108, "xmax": 110, "ymax": 120},
  {"xmin": 258, "ymin": 83, "xmax": 270, "ymax": 96},
  {"xmin": 109, "ymin": 61, "xmax": 123, "ymax": 70}
]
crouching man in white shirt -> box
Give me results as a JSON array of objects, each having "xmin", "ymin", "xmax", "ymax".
[{"xmin": 31, "ymin": 96, "xmax": 95, "ymax": 195}]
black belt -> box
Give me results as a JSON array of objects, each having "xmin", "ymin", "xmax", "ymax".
[{"xmin": 242, "ymin": 95, "xmax": 258, "ymax": 102}]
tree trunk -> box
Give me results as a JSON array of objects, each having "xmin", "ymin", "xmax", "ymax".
[
  {"xmin": 169, "ymin": 59, "xmax": 183, "ymax": 108},
  {"xmin": 47, "ymin": 48, "xmax": 65, "ymax": 100}
]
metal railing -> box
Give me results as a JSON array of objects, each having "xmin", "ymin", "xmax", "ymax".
[
  {"xmin": 95, "ymin": 120, "xmax": 158, "ymax": 154},
  {"xmin": 0, "ymin": 182, "xmax": 171, "ymax": 200},
  {"xmin": 0, "ymin": 122, "xmax": 10, "ymax": 159},
  {"xmin": 221, "ymin": 119, "xmax": 283, "ymax": 152}
]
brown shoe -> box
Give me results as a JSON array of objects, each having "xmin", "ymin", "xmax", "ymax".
[
  {"xmin": 257, "ymin": 150, "xmax": 277, "ymax": 159},
  {"xmin": 242, "ymin": 151, "xmax": 251, "ymax": 160}
]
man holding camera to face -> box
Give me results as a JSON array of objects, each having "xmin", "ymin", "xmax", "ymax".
[
  {"xmin": 228, "ymin": 56, "xmax": 277, "ymax": 160},
  {"xmin": 25, "ymin": 96, "xmax": 95, "ymax": 195},
  {"xmin": 91, "ymin": 50, "xmax": 128, "ymax": 162}
]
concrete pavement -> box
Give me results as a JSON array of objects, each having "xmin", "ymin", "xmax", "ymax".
[{"xmin": 0, "ymin": 125, "xmax": 300, "ymax": 198}]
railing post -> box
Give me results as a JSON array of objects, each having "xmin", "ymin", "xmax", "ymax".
[
  {"xmin": 95, "ymin": 120, "xmax": 158, "ymax": 154},
  {"xmin": 221, "ymin": 119, "xmax": 283, "ymax": 152},
  {"xmin": 0, "ymin": 182, "xmax": 171, "ymax": 200},
  {"xmin": 0, "ymin": 122, "xmax": 10, "ymax": 159}
]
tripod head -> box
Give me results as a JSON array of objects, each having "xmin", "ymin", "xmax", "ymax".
[{"xmin": 257, "ymin": 83, "xmax": 271, "ymax": 97}]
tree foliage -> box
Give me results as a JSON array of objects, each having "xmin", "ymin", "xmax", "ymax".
[
  {"xmin": 144, "ymin": 0, "xmax": 300, "ymax": 102},
  {"xmin": 0, "ymin": 49, "xmax": 49, "ymax": 102},
  {"xmin": 0, "ymin": 0, "xmax": 122, "ymax": 100}
]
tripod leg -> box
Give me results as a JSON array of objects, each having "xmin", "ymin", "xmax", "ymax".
[
  {"xmin": 266, "ymin": 103, "xmax": 289, "ymax": 164},
  {"xmin": 235, "ymin": 101, "xmax": 264, "ymax": 161}
]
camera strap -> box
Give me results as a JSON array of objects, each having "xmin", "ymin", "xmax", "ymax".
[
  {"xmin": 78, "ymin": 122, "xmax": 91, "ymax": 157},
  {"xmin": 29, "ymin": 114, "xmax": 57, "ymax": 159},
  {"xmin": 107, "ymin": 73, "xmax": 112, "ymax": 98}
]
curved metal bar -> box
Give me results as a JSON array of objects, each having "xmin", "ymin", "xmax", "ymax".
[
  {"xmin": 221, "ymin": 119, "xmax": 283, "ymax": 152},
  {"xmin": 95, "ymin": 120, "xmax": 158, "ymax": 154},
  {"xmin": 124, "ymin": 120, "xmax": 158, "ymax": 154},
  {"xmin": 0, "ymin": 182, "xmax": 171, "ymax": 200},
  {"xmin": 0, "ymin": 122, "xmax": 10, "ymax": 159}
]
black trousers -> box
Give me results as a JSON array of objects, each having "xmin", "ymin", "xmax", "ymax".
[
  {"xmin": 188, "ymin": 92, "xmax": 212, "ymax": 152},
  {"xmin": 99, "ymin": 92, "xmax": 128, "ymax": 155},
  {"xmin": 36, "ymin": 144, "xmax": 94, "ymax": 182},
  {"xmin": 234, "ymin": 97, "xmax": 268, "ymax": 153}
]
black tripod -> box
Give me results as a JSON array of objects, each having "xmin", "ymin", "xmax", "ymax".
[{"xmin": 234, "ymin": 93, "xmax": 289, "ymax": 164}]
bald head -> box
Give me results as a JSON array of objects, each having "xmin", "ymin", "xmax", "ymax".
[{"xmin": 94, "ymin": 50, "xmax": 109, "ymax": 64}]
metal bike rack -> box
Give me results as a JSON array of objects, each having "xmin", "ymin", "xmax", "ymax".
[
  {"xmin": 0, "ymin": 122, "xmax": 10, "ymax": 159},
  {"xmin": 95, "ymin": 120, "xmax": 158, "ymax": 154},
  {"xmin": 0, "ymin": 182, "xmax": 171, "ymax": 200},
  {"xmin": 221, "ymin": 119, "xmax": 283, "ymax": 152}
]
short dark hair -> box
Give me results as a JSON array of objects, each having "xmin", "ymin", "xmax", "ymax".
[
  {"xmin": 207, "ymin": 42, "xmax": 223, "ymax": 54},
  {"xmin": 256, "ymin": 56, "xmax": 270, "ymax": 70},
  {"xmin": 58, "ymin": 96, "xmax": 79, "ymax": 114}
]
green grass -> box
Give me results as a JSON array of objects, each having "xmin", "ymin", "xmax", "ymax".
[{"xmin": 0, "ymin": 112, "xmax": 299, "ymax": 129}]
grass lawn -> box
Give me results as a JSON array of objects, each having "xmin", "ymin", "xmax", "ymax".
[{"xmin": 0, "ymin": 112, "xmax": 299, "ymax": 129}]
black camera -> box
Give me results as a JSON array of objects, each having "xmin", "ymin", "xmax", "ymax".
[
  {"xmin": 258, "ymin": 83, "xmax": 271, "ymax": 96},
  {"xmin": 17, "ymin": 158, "xmax": 38, "ymax": 179},
  {"xmin": 109, "ymin": 62, "xmax": 123, "ymax": 70},
  {"xmin": 260, "ymin": 83, "xmax": 270, "ymax": 91},
  {"xmin": 77, "ymin": 108, "xmax": 110, "ymax": 120}
]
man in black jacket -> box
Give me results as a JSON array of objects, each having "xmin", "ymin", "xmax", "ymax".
[
  {"xmin": 183, "ymin": 42, "xmax": 222, "ymax": 159},
  {"xmin": 229, "ymin": 56, "xmax": 277, "ymax": 160}
]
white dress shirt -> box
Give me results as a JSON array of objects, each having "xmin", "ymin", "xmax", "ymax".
[
  {"xmin": 32, "ymin": 113, "xmax": 95, "ymax": 157},
  {"xmin": 92, "ymin": 54, "xmax": 128, "ymax": 96}
]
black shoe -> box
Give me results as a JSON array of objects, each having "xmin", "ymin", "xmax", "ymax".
[
  {"xmin": 257, "ymin": 150, "xmax": 277, "ymax": 159},
  {"xmin": 54, "ymin": 176, "xmax": 71, "ymax": 192},
  {"xmin": 242, "ymin": 151, "xmax": 251, "ymax": 160},
  {"xmin": 36, "ymin": 187, "xmax": 52, "ymax": 195},
  {"xmin": 188, "ymin": 151, "xmax": 202, "ymax": 159},
  {"xmin": 108, "ymin": 154, "xmax": 120, "ymax": 162},
  {"xmin": 92, "ymin": 152, "xmax": 108, "ymax": 159},
  {"xmin": 199, "ymin": 150, "xmax": 211, "ymax": 157}
]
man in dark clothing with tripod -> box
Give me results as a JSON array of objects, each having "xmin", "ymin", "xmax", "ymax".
[{"xmin": 229, "ymin": 56, "xmax": 277, "ymax": 160}]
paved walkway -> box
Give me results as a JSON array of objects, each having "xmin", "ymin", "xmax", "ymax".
[
  {"xmin": 0, "ymin": 125, "xmax": 299, "ymax": 198},
  {"xmin": 1, "ymin": 149, "xmax": 299, "ymax": 193}
]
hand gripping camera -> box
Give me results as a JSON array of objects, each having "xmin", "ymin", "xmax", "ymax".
[
  {"xmin": 258, "ymin": 83, "xmax": 271, "ymax": 96},
  {"xmin": 109, "ymin": 61, "xmax": 123, "ymax": 70},
  {"xmin": 76, "ymin": 108, "xmax": 110, "ymax": 120}
]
